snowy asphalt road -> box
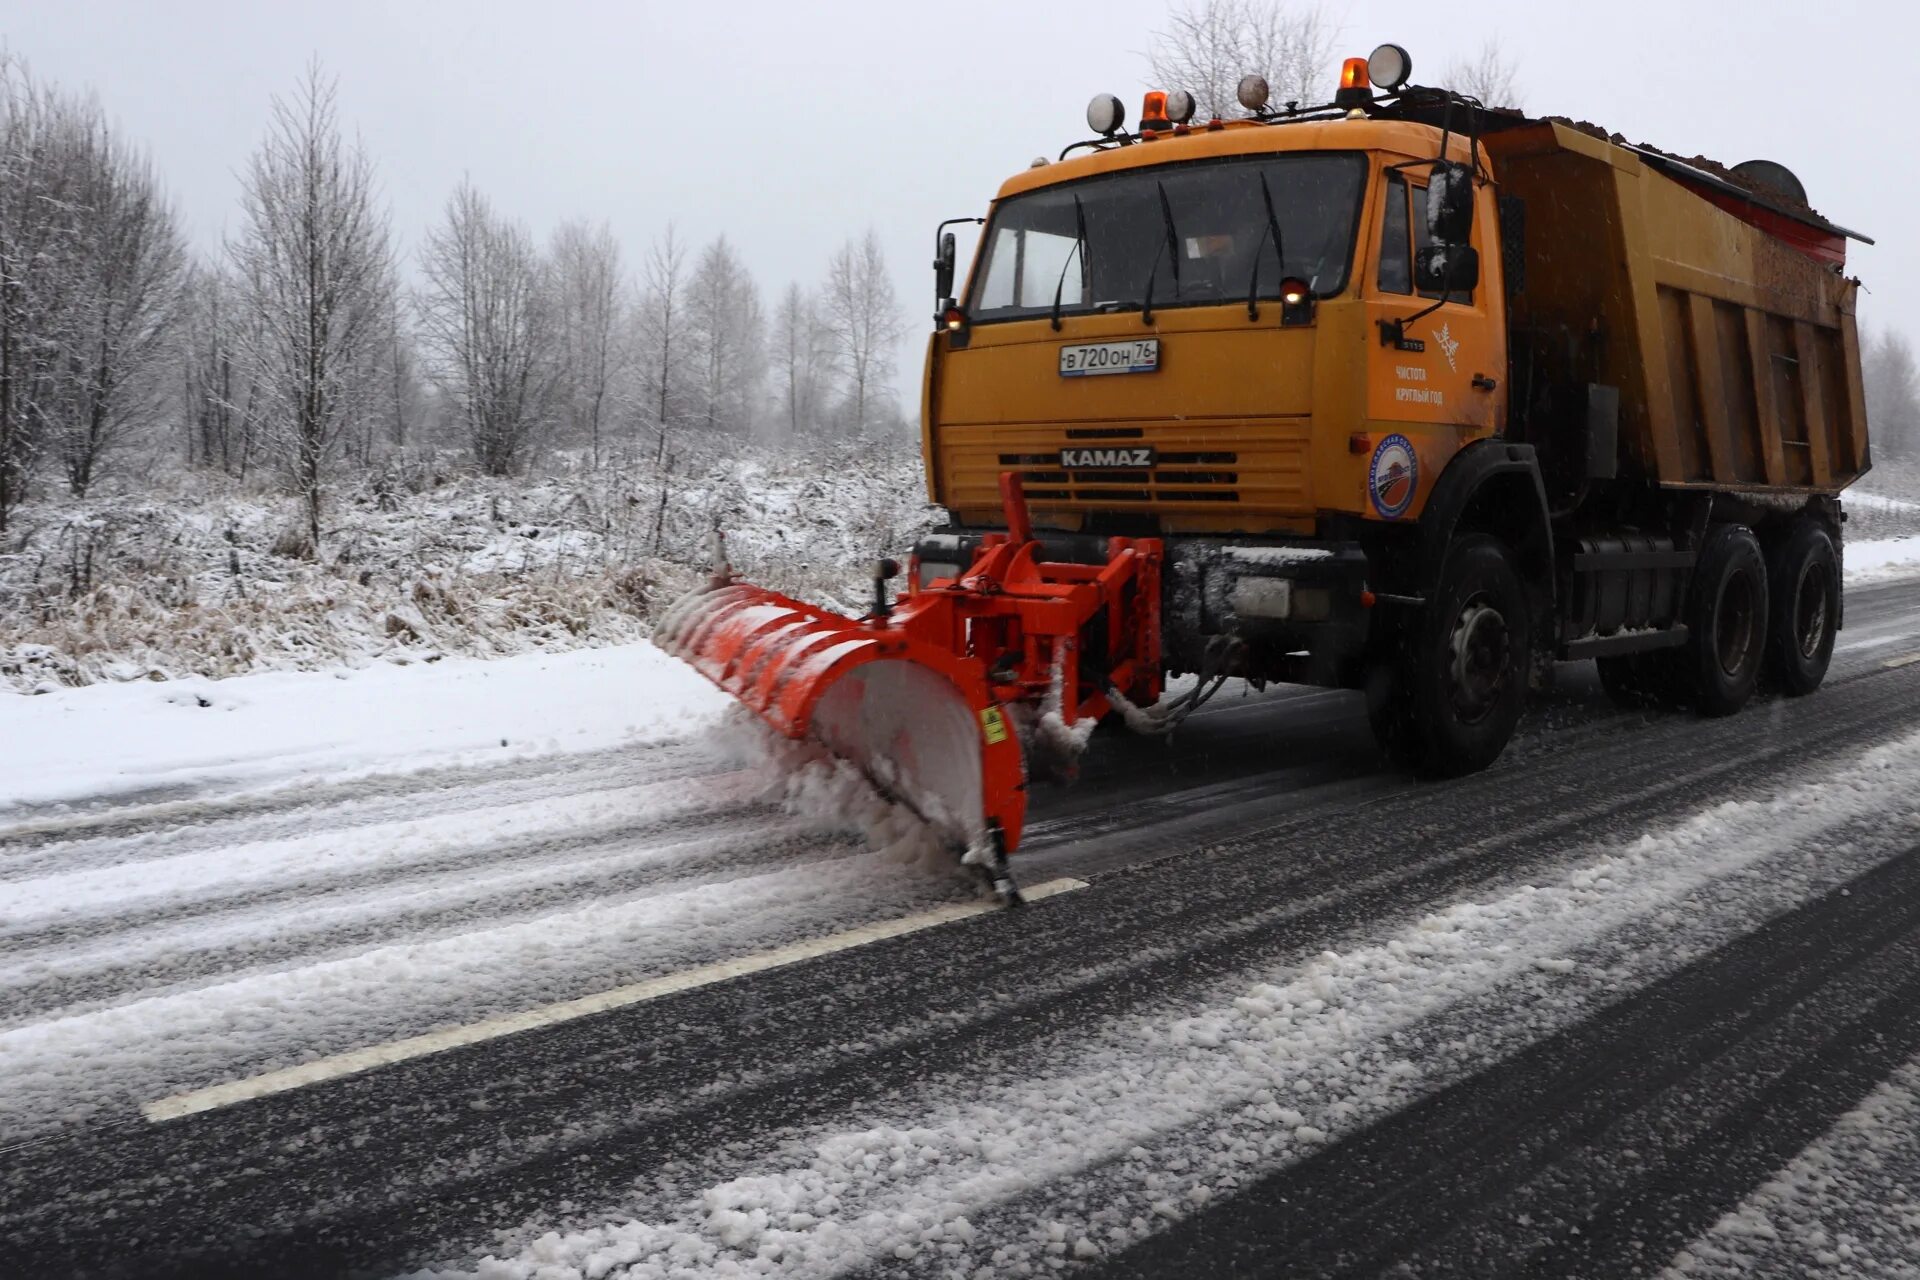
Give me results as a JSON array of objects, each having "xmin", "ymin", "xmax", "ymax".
[{"xmin": 4, "ymin": 579, "xmax": 1920, "ymax": 1278}]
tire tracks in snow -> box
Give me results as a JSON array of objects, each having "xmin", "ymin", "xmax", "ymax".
[{"xmin": 10, "ymin": 659, "xmax": 1918, "ymax": 1277}]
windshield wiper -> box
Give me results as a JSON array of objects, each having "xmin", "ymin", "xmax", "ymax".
[
  {"xmin": 1050, "ymin": 193, "xmax": 1088, "ymax": 332},
  {"xmin": 1246, "ymin": 171, "xmax": 1287, "ymax": 320},
  {"xmin": 1141, "ymin": 180, "xmax": 1180, "ymax": 326}
]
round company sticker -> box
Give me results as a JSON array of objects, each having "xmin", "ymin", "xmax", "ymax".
[{"xmin": 1368, "ymin": 433, "xmax": 1418, "ymax": 519}]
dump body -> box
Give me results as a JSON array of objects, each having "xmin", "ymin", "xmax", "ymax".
[{"xmin": 1487, "ymin": 121, "xmax": 1869, "ymax": 493}]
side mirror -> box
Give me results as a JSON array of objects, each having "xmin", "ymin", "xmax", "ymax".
[
  {"xmin": 934, "ymin": 232, "xmax": 956, "ymax": 308},
  {"xmin": 1426, "ymin": 162, "xmax": 1474, "ymax": 245},
  {"xmin": 1415, "ymin": 244, "xmax": 1479, "ymax": 294}
]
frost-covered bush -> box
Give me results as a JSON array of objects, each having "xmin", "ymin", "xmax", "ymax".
[{"xmin": 0, "ymin": 439, "xmax": 932, "ymax": 692}]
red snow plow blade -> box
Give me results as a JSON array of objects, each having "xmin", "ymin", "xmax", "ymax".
[
  {"xmin": 656, "ymin": 474, "xmax": 1165, "ymax": 891},
  {"xmin": 656, "ymin": 581, "xmax": 1028, "ymax": 852}
]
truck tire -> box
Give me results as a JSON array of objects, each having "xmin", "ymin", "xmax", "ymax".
[
  {"xmin": 1396, "ymin": 534, "xmax": 1531, "ymax": 776},
  {"xmin": 1680, "ymin": 524, "xmax": 1769, "ymax": 717},
  {"xmin": 1764, "ymin": 520, "xmax": 1839, "ymax": 696}
]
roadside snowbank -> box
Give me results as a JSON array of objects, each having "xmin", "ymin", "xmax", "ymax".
[
  {"xmin": 0, "ymin": 642, "xmax": 730, "ymax": 812},
  {"xmin": 1847, "ymin": 533, "xmax": 1920, "ymax": 584}
]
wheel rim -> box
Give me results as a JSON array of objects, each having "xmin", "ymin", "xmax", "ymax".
[
  {"xmin": 1794, "ymin": 560, "xmax": 1831, "ymax": 660},
  {"xmin": 1447, "ymin": 596, "xmax": 1512, "ymax": 725},
  {"xmin": 1714, "ymin": 570, "xmax": 1759, "ymax": 677}
]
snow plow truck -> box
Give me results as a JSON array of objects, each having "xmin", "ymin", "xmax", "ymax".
[{"xmin": 660, "ymin": 44, "xmax": 1873, "ymax": 904}]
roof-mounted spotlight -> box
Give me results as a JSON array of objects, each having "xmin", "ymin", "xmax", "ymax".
[
  {"xmin": 1086, "ymin": 92, "xmax": 1126, "ymax": 137},
  {"xmin": 1368, "ymin": 43, "xmax": 1412, "ymax": 93},
  {"xmin": 1165, "ymin": 89, "xmax": 1197, "ymax": 125},
  {"xmin": 1236, "ymin": 74, "xmax": 1270, "ymax": 113}
]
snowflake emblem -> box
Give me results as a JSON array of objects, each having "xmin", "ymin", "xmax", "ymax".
[{"xmin": 1434, "ymin": 322, "xmax": 1460, "ymax": 373}]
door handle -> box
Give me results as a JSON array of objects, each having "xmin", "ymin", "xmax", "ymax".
[{"xmin": 1472, "ymin": 374, "xmax": 1498, "ymax": 391}]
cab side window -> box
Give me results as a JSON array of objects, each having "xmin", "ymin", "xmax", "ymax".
[{"xmin": 1375, "ymin": 172, "xmax": 1410, "ymax": 295}]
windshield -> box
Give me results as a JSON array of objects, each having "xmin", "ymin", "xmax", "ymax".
[{"xmin": 966, "ymin": 152, "xmax": 1368, "ymax": 324}]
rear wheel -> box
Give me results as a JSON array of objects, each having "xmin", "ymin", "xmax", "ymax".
[
  {"xmin": 1678, "ymin": 524, "xmax": 1769, "ymax": 717},
  {"xmin": 1764, "ymin": 520, "xmax": 1839, "ymax": 696},
  {"xmin": 1371, "ymin": 534, "xmax": 1530, "ymax": 776}
]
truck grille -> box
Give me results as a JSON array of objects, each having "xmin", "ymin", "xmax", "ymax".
[
  {"xmin": 998, "ymin": 451, "xmax": 1241, "ymax": 503},
  {"xmin": 939, "ymin": 419, "xmax": 1312, "ymax": 519}
]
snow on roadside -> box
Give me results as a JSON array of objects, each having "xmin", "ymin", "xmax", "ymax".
[
  {"xmin": 0, "ymin": 713, "xmax": 974, "ymax": 1141},
  {"xmin": 0, "ymin": 641, "xmax": 731, "ymax": 812},
  {"xmin": 1664, "ymin": 1057, "xmax": 1920, "ymax": 1279},
  {"xmin": 412, "ymin": 730, "xmax": 1920, "ymax": 1279},
  {"xmin": 1846, "ymin": 534, "xmax": 1920, "ymax": 585}
]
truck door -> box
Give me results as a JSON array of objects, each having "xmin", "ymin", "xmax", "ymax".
[{"xmin": 1367, "ymin": 169, "xmax": 1503, "ymax": 438}]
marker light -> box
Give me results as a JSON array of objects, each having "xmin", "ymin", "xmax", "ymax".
[
  {"xmin": 1237, "ymin": 74, "xmax": 1270, "ymax": 112},
  {"xmin": 943, "ymin": 306, "xmax": 966, "ymax": 332},
  {"xmin": 1141, "ymin": 90, "xmax": 1171, "ymax": 131},
  {"xmin": 1086, "ymin": 92, "xmax": 1126, "ymax": 136},
  {"xmin": 1368, "ymin": 43, "xmax": 1412, "ymax": 92},
  {"xmin": 1279, "ymin": 278, "xmax": 1313, "ymax": 326},
  {"xmin": 1165, "ymin": 89, "xmax": 1197, "ymax": 124},
  {"xmin": 1334, "ymin": 56, "xmax": 1373, "ymax": 109}
]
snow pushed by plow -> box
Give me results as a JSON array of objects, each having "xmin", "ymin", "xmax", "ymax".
[{"xmin": 0, "ymin": 643, "xmax": 986, "ymax": 1142}]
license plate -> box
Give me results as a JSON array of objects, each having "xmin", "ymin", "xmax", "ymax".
[
  {"xmin": 1061, "ymin": 446, "xmax": 1156, "ymax": 469},
  {"xmin": 1059, "ymin": 339, "xmax": 1159, "ymax": 377}
]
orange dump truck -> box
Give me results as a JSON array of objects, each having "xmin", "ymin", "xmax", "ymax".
[{"xmin": 662, "ymin": 45, "xmax": 1872, "ymax": 901}]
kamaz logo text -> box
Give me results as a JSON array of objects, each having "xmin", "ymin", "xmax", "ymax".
[{"xmin": 1060, "ymin": 447, "xmax": 1154, "ymax": 469}]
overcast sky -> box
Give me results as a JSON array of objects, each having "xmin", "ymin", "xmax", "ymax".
[{"xmin": 7, "ymin": 0, "xmax": 1913, "ymax": 410}]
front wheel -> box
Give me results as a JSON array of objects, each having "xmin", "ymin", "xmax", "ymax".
[{"xmin": 1385, "ymin": 534, "xmax": 1532, "ymax": 776}]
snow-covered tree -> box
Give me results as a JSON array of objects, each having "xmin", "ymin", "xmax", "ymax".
[
  {"xmin": 0, "ymin": 58, "xmax": 185, "ymax": 520},
  {"xmin": 635, "ymin": 224, "xmax": 689, "ymax": 465},
  {"xmin": 550, "ymin": 218, "xmax": 627, "ymax": 468},
  {"xmin": 1148, "ymin": 0, "xmax": 1336, "ymax": 120},
  {"xmin": 416, "ymin": 181, "xmax": 558, "ymax": 476},
  {"xmin": 770, "ymin": 282, "xmax": 833, "ymax": 443},
  {"xmin": 685, "ymin": 235, "xmax": 764, "ymax": 438},
  {"xmin": 228, "ymin": 63, "xmax": 396, "ymax": 547},
  {"xmin": 181, "ymin": 262, "xmax": 265, "ymax": 478},
  {"xmin": 1865, "ymin": 328, "xmax": 1919, "ymax": 462},
  {"xmin": 822, "ymin": 229, "xmax": 901, "ymax": 436}
]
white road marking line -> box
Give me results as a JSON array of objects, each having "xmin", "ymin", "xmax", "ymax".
[
  {"xmin": 1838, "ymin": 633, "xmax": 1911, "ymax": 654},
  {"xmin": 142, "ymin": 877, "xmax": 1091, "ymax": 1123},
  {"xmin": 1885, "ymin": 653, "xmax": 1920, "ymax": 670}
]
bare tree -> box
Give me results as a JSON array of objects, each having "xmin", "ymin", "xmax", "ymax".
[
  {"xmin": 550, "ymin": 218, "xmax": 626, "ymax": 468},
  {"xmin": 822, "ymin": 229, "xmax": 901, "ymax": 436},
  {"xmin": 46, "ymin": 131, "xmax": 186, "ymax": 495},
  {"xmin": 637, "ymin": 224, "xmax": 688, "ymax": 466},
  {"xmin": 181, "ymin": 262, "xmax": 266, "ymax": 478},
  {"xmin": 771, "ymin": 282, "xmax": 833, "ymax": 442},
  {"xmin": 1444, "ymin": 39, "xmax": 1523, "ymax": 109},
  {"xmin": 0, "ymin": 60, "xmax": 93, "ymax": 528},
  {"xmin": 685, "ymin": 235, "xmax": 764, "ymax": 437},
  {"xmin": 228, "ymin": 64, "xmax": 396, "ymax": 548},
  {"xmin": 416, "ymin": 180, "xmax": 557, "ymax": 476},
  {"xmin": 1148, "ymin": 0, "xmax": 1337, "ymax": 120},
  {"xmin": 1865, "ymin": 329, "xmax": 1919, "ymax": 462}
]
